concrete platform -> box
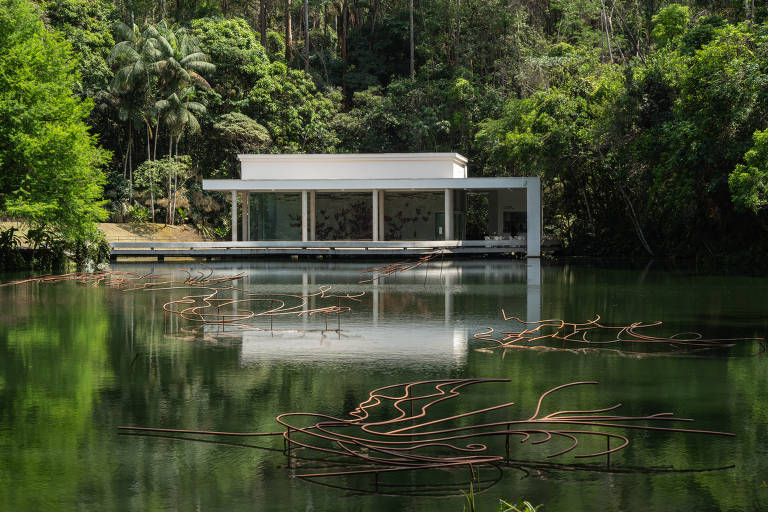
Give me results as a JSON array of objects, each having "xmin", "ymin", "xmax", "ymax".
[{"xmin": 109, "ymin": 239, "xmax": 555, "ymax": 260}]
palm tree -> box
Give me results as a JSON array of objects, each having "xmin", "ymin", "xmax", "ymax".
[
  {"xmin": 110, "ymin": 23, "xmax": 160, "ymax": 92},
  {"xmin": 151, "ymin": 22, "xmax": 214, "ymax": 163},
  {"xmin": 156, "ymin": 87, "xmax": 205, "ymax": 224},
  {"xmin": 153, "ymin": 21, "xmax": 215, "ymax": 98},
  {"xmin": 156, "ymin": 87, "xmax": 205, "ymax": 157},
  {"xmin": 109, "ymin": 23, "xmax": 161, "ymax": 185}
]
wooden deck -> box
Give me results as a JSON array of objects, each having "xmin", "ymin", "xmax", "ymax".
[{"xmin": 109, "ymin": 239, "xmax": 551, "ymax": 259}]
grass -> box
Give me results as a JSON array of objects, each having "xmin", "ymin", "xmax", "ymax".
[{"xmin": 462, "ymin": 483, "xmax": 542, "ymax": 512}]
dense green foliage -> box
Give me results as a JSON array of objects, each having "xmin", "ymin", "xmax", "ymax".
[
  {"xmin": 730, "ymin": 129, "xmax": 768, "ymax": 218},
  {"xmin": 2, "ymin": 0, "xmax": 768, "ymax": 257},
  {"xmin": 0, "ymin": 0, "xmax": 110, "ymax": 242}
]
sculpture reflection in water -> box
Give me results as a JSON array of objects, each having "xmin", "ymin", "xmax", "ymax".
[
  {"xmin": 118, "ymin": 378, "xmax": 735, "ymax": 497},
  {"xmin": 474, "ymin": 310, "xmax": 764, "ymax": 356},
  {"xmin": 359, "ymin": 251, "xmax": 439, "ymax": 284},
  {"xmin": 0, "ymin": 267, "xmax": 364, "ymax": 336}
]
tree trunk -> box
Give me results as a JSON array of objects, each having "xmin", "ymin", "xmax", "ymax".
[
  {"xmin": 145, "ymin": 122, "xmax": 151, "ymax": 161},
  {"xmin": 409, "ymin": 0, "xmax": 414, "ymax": 79},
  {"xmin": 172, "ymin": 133, "xmax": 182, "ymax": 225},
  {"xmin": 618, "ymin": 185, "xmax": 654, "ymax": 256},
  {"xmin": 341, "ymin": 1, "xmax": 348, "ymax": 110},
  {"xmin": 455, "ymin": 0, "xmax": 461, "ymax": 65},
  {"xmin": 304, "ymin": 0, "xmax": 310, "ymax": 72},
  {"xmin": 580, "ymin": 187, "xmax": 595, "ymax": 235},
  {"xmin": 166, "ymin": 178, "xmax": 172, "ymax": 224},
  {"xmin": 171, "ymin": 171, "xmax": 177, "ymax": 225},
  {"xmin": 285, "ymin": 0, "xmax": 292, "ymax": 60},
  {"xmin": 260, "ymin": 0, "xmax": 268, "ymax": 48},
  {"xmin": 153, "ymin": 118, "xmax": 159, "ymax": 160},
  {"xmin": 122, "ymin": 139, "xmax": 128, "ymax": 179},
  {"xmin": 600, "ymin": 0, "xmax": 614, "ymax": 62},
  {"xmin": 149, "ymin": 174, "xmax": 155, "ymax": 223},
  {"xmin": 167, "ymin": 136, "xmax": 173, "ymax": 224},
  {"xmin": 369, "ymin": 0, "xmax": 377, "ymax": 52},
  {"xmin": 128, "ymin": 134, "xmax": 133, "ymax": 189},
  {"xmin": 323, "ymin": 2, "xmax": 329, "ymax": 53},
  {"xmin": 609, "ymin": 0, "xmax": 645, "ymax": 64},
  {"xmin": 317, "ymin": 43, "xmax": 329, "ymax": 82}
]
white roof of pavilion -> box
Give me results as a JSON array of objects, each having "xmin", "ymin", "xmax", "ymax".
[
  {"xmin": 202, "ymin": 153, "xmax": 537, "ymax": 191},
  {"xmin": 202, "ymin": 177, "xmax": 535, "ymax": 191}
]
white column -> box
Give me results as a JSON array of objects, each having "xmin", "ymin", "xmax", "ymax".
[
  {"xmin": 372, "ymin": 280, "xmax": 379, "ymax": 327},
  {"xmin": 526, "ymin": 178, "xmax": 542, "ymax": 257},
  {"xmin": 378, "ymin": 190, "xmax": 385, "ymax": 240},
  {"xmin": 231, "ymin": 191, "xmax": 238, "ymax": 242},
  {"xmin": 301, "ymin": 190, "xmax": 308, "ymax": 242},
  {"xmin": 241, "ymin": 192, "xmax": 248, "ymax": 242},
  {"xmin": 372, "ymin": 190, "xmax": 379, "ymax": 241},
  {"xmin": 452, "ymin": 327, "xmax": 468, "ymax": 365},
  {"xmin": 444, "ymin": 188, "xmax": 454, "ymax": 240},
  {"xmin": 244, "ymin": 193, "xmax": 250, "ymax": 241},
  {"xmin": 309, "ymin": 191, "xmax": 316, "ymax": 241},
  {"xmin": 526, "ymin": 258, "xmax": 542, "ymax": 321},
  {"xmin": 444, "ymin": 270, "xmax": 453, "ymax": 325},
  {"xmin": 302, "ymin": 272, "xmax": 308, "ymax": 328}
]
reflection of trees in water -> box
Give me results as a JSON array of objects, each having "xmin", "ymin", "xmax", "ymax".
[
  {"xmin": 474, "ymin": 311, "xmax": 764, "ymax": 356},
  {"xmin": 0, "ymin": 283, "xmax": 111, "ymax": 509},
  {"xmin": 4, "ymin": 265, "xmax": 761, "ymax": 508},
  {"xmin": 1, "ymin": 267, "xmax": 365, "ymax": 336},
  {"xmin": 379, "ymin": 293, "xmax": 434, "ymax": 316},
  {"xmin": 119, "ymin": 378, "xmax": 734, "ymax": 497}
]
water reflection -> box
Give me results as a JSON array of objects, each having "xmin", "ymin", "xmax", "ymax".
[
  {"xmin": 117, "ymin": 376, "xmax": 736, "ymax": 500},
  {"xmin": 2, "ymin": 259, "xmax": 767, "ymax": 512},
  {"xmin": 189, "ymin": 260, "xmax": 542, "ymax": 367},
  {"xmin": 105, "ymin": 259, "xmax": 542, "ymax": 369}
]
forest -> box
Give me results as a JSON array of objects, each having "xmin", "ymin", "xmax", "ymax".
[{"xmin": 1, "ymin": 0, "xmax": 768, "ymax": 260}]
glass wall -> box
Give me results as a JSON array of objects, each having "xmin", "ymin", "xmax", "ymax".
[
  {"xmin": 245, "ymin": 190, "xmax": 469, "ymax": 241},
  {"xmin": 315, "ymin": 192, "xmax": 372, "ymax": 240},
  {"xmin": 249, "ymin": 193, "xmax": 301, "ymax": 241},
  {"xmin": 383, "ymin": 191, "xmax": 466, "ymax": 240},
  {"xmin": 382, "ymin": 191, "xmax": 442, "ymax": 240}
]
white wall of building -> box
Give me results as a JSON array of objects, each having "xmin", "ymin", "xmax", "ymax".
[{"xmin": 239, "ymin": 153, "xmax": 468, "ymax": 180}]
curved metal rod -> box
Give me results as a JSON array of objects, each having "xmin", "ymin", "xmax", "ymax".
[
  {"xmin": 120, "ymin": 378, "xmax": 736, "ymax": 484},
  {"xmin": 475, "ymin": 311, "xmax": 762, "ymax": 354}
]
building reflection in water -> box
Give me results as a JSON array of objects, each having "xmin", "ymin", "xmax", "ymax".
[
  {"xmin": 113, "ymin": 259, "xmax": 541, "ymax": 368},
  {"xmin": 223, "ymin": 259, "xmax": 543, "ymax": 368}
]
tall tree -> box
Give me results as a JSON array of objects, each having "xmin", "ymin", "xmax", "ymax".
[
  {"xmin": 260, "ymin": 0, "xmax": 269, "ymax": 47},
  {"xmin": 0, "ymin": 0, "xmax": 110, "ymax": 241},
  {"xmin": 409, "ymin": 0, "xmax": 414, "ymax": 78},
  {"xmin": 109, "ymin": 22, "xmax": 160, "ymax": 185},
  {"xmin": 304, "ymin": 0, "xmax": 310, "ymax": 72},
  {"xmin": 153, "ymin": 21, "xmax": 215, "ymax": 97},
  {"xmin": 156, "ymin": 88, "xmax": 205, "ymax": 223},
  {"xmin": 285, "ymin": 0, "xmax": 293, "ymax": 59},
  {"xmin": 152, "ymin": 20, "xmax": 215, "ymax": 162}
]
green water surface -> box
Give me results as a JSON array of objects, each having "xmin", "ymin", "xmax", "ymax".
[{"xmin": 1, "ymin": 260, "xmax": 766, "ymax": 511}]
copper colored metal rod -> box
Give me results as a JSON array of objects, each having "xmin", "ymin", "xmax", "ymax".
[
  {"xmin": 117, "ymin": 426, "xmax": 284, "ymax": 436},
  {"xmin": 119, "ymin": 378, "xmax": 736, "ymax": 483},
  {"xmin": 475, "ymin": 311, "xmax": 762, "ymax": 354}
]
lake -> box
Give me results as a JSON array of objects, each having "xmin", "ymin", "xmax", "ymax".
[{"xmin": 1, "ymin": 259, "xmax": 766, "ymax": 511}]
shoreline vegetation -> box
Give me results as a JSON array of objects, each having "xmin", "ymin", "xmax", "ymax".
[{"xmin": 1, "ymin": 0, "xmax": 768, "ymax": 268}]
